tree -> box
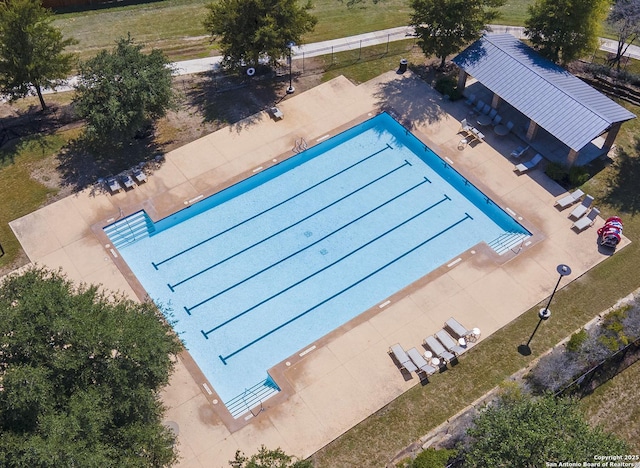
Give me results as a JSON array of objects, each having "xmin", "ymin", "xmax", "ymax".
[
  {"xmin": 0, "ymin": 0, "xmax": 76, "ymax": 111},
  {"xmin": 0, "ymin": 267, "xmax": 183, "ymax": 466},
  {"xmin": 524, "ymin": 0, "xmax": 610, "ymax": 65},
  {"xmin": 409, "ymin": 0, "xmax": 505, "ymax": 69},
  {"xmin": 463, "ymin": 392, "xmax": 629, "ymax": 467},
  {"xmin": 203, "ymin": 0, "xmax": 317, "ymax": 69},
  {"xmin": 73, "ymin": 35, "xmax": 175, "ymax": 144},
  {"xmin": 230, "ymin": 446, "xmax": 313, "ymax": 468},
  {"xmin": 607, "ymin": 0, "xmax": 640, "ymax": 71}
]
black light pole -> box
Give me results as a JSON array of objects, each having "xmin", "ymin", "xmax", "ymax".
[
  {"xmin": 286, "ymin": 41, "xmax": 295, "ymax": 94},
  {"xmin": 518, "ymin": 264, "xmax": 571, "ymax": 356}
]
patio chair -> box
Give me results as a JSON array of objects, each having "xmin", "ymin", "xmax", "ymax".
[
  {"xmin": 121, "ymin": 173, "xmax": 135, "ymax": 190},
  {"xmin": 505, "ymin": 121, "xmax": 514, "ymax": 132},
  {"xmin": 464, "ymin": 93, "xmax": 476, "ymax": 106},
  {"xmin": 106, "ymin": 177, "xmax": 122, "ymax": 193},
  {"xmin": 389, "ymin": 344, "xmax": 418, "ymax": 373},
  {"xmin": 424, "ymin": 335, "xmax": 455, "ymax": 363},
  {"xmin": 510, "ymin": 145, "xmax": 529, "ymax": 158},
  {"xmin": 572, "ymin": 207, "xmax": 600, "ymax": 232},
  {"xmin": 555, "ymin": 189, "xmax": 584, "ymax": 209},
  {"xmin": 132, "ymin": 167, "xmax": 147, "ymax": 184},
  {"xmin": 569, "ymin": 195, "xmax": 594, "ymax": 220},
  {"xmin": 492, "ymin": 114, "xmax": 502, "ymax": 126},
  {"xmin": 488, "ymin": 109, "xmax": 497, "ymax": 120},
  {"xmin": 407, "ymin": 347, "xmax": 436, "ymax": 375},
  {"xmin": 514, "ymin": 153, "xmax": 543, "ymax": 174},
  {"xmin": 474, "ymin": 100, "xmax": 485, "ymax": 113},
  {"xmin": 445, "ymin": 317, "xmax": 471, "ymax": 339},
  {"xmin": 481, "ymin": 104, "xmax": 491, "ymax": 115},
  {"xmin": 436, "ymin": 330, "xmax": 466, "ymax": 355}
]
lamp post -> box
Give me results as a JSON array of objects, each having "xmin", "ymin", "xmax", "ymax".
[
  {"xmin": 286, "ymin": 41, "xmax": 295, "ymax": 94},
  {"xmin": 518, "ymin": 264, "xmax": 571, "ymax": 356}
]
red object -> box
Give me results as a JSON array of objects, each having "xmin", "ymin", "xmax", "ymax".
[{"xmin": 598, "ymin": 217, "xmax": 623, "ymax": 248}]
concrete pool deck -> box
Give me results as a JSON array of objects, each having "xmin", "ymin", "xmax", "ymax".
[{"xmin": 9, "ymin": 71, "xmax": 629, "ymax": 466}]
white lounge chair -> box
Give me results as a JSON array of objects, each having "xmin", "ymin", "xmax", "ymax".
[
  {"xmin": 459, "ymin": 118, "xmax": 473, "ymax": 134},
  {"xmin": 106, "ymin": 177, "xmax": 122, "ymax": 193},
  {"xmin": 572, "ymin": 207, "xmax": 600, "ymax": 232},
  {"xmin": 424, "ymin": 335, "xmax": 455, "ymax": 363},
  {"xmin": 555, "ymin": 189, "xmax": 585, "ymax": 209},
  {"xmin": 510, "ymin": 145, "xmax": 529, "ymax": 158},
  {"xmin": 407, "ymin": 347, "xmax": 436, "ymax": 375},
  {"xmin": 121, "ymin": 174, "xmax": 135, "ymax": 190},
  {"xmin": 445, "ymin": 317, "xmax": 471, "ymax": 339},
  {"xmin": 569, "ymin": 195, "xmax": 594, "ymax": 220},
  {"xmin": 389, "ymin": 344, "xmax": 418, "ymax": 373},
  {"xmin": 514, "ymin": 153, "xmax": 543, "ymax": 174},
  {"xmin": 270, "ymin": 106, "xmax": 284, "ymax": 120},
  {"xmin": 436, "ymin": 330, "xmax": 466, "ymax": 355},
  {"xmin": 132, "ymin": 167, "xmax": 147, "ymax": 184}
]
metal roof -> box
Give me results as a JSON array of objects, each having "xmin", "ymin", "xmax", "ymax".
[{"xmin": 453, "ymin": 34, "xmax": 636, "ymax": 151}]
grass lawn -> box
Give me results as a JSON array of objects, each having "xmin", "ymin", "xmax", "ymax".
[{"xmin": 52, "ymin": 0, "xmax": 537, "ymax": 62}]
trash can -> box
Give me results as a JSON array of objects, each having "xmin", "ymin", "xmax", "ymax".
[{"xmin": 398, "ymin": 58, "xmax": 408, "ymax": 74}]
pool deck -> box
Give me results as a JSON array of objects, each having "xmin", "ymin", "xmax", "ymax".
[{"xmin": 9, "ymin": 71, "xmax": 630, "ymax": 466}]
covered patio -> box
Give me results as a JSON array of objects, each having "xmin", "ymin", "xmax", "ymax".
[{"xmin": 453, "ymin": 34, "xmax": 636, "ymax": 167}]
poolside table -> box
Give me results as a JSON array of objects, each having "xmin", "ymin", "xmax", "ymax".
[
  {"xmin": 476, "ymin": 114, "xmax": 492, "ymax": 126},
  {"xmin": 494, "ymin": 124, "xmax": 509, "ymax": 136}
]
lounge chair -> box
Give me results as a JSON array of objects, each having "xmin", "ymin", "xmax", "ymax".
[
  {"xmin": 132, "ymin": 167, "xmax": 147, "ymax": 184},
  {"xmin": 106, "ymin": 177, "xmax": 122, "ymax": 193},
  {"xmin": 569, "ymin": 195, "xmax": 594, "ymax": 220},
  {"xmin": 572, "ymin": 207, "xmax": 600, "ymax": 232},
  {"xmin": 510, "ymin": 145, "xmax": 529, "ymax": 158},
  {"xmin": 445, "ymin": 317, "xmax": 471, "ymax": 339},
  {"xmin": 459, "ymin": 118, "xmax": 473, "ymax": 134},
  {"xmin": 464, "ymin": 94, "xmax": 476, "ymax": 106},
  {"xmin": 407, "ymin": 347, "xmax": 436, "ymax": 375},
  {"xmin": 555, "ymin": 189, "xmax": 585, "ymax": 209},
  {"xmin": 270, "ymin": 106, "xmax": 284, "ymax": 120},
  {"xmin": 514, "ymin": 153, "xmax": 543, "ymax": 174},
  {"xmin": 121, "ymin": 174, "xmax": 135, "ymax": 190},
  {"xmin": 436, "ymin": 330, "xmax": 466, "ymax": 355},
  {"xmin": 389, "ymin": 344, "xmax": 418, "ymax": 373},
  {"xmin": 424, "ymin": 335, "xmax": 455, "ymax": 363}
]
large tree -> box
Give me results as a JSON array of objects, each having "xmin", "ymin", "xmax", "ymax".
[
  {"xmin": 410, "ymin": 0, "xmax": 505, "ymax": 69},
  {"xmin": 464, "ymin": 392, "xmax": 628, "ymax": 466},
  {"xmin": 525, "ymin": 0, "xmax": 610, "ymax": 65},
  {"xmin": 0, "ymin": 267, "xmax": 183, "ymax": 466},
  {"xmin": 73, "ymin": 35, "xmax": 175, "ymax": 144},
  {"xmin": 203, "ymin": 0, "xmax": 317, "ymax": 69},
  {"xmin": 607, "ymin": 0, "xmax": 640, "ymax": 71},
  {"xmin": 0, "ymin": 0, "xmax": 76, "ymax": 111}
]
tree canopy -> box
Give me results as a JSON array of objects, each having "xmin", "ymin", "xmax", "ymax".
[
  {"xmin": 463, "ymin": 391, "xmax": 629, "ymax": 467},
  {"xmin": 409, "ymin": 0, "xmax": 505, "ymax": 68},
  {"xmin": 230, "ymin": 446, "xmax": 312, "ymax": 468},
  {"xmin": 0, "ymin": 0, "xmax": 76, "ymax": 111},
  {"xmin": 525, "ymin": 0, "xmax": 610, "ymax": 65},
  {"xmin": 0, "ymin": 267, "xmax": 183, "ymax": 466},
  {"xmin": 203, "ymin": 0, "xmax": 317, "ymax": 70},
  {"xmin": 607, "ymin": 0, "xmax": 640, "ymax": 71},
  {"xmin": 73, "ymin": 35, "xmax": 175, "ymax": 144}
]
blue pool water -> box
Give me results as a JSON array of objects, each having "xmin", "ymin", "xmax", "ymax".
[{"xmin": 106, "ymin": 113, "xmax": 529, "ymax": 414}]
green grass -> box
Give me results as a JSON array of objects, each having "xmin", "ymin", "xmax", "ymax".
[
  {"xmin": 51, "ymin": 0, "xmax": 539, "ymax": 62},
  {"xmin": 0, "ymin": 131, "xmax": 77, "ymax": 270}
]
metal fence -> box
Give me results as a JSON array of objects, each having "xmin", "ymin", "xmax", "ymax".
[{"xmin": 554, "ymin": 336, "xmax": 640, "ymax": 399}]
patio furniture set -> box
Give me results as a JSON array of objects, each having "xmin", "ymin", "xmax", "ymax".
[
  {"xmin": 555, "ymin": 189, "xmax": 600, "ymax": 232},
  {"xmin": 466, "ymin": 94, "xmax": 515, "ymax": 137},
  {"xmin": 389, "ymin": 318, "xmax": 480, "ymax": 379}
]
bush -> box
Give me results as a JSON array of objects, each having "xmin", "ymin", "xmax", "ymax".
[
  {"xmin": 545, "ymin": 162, "xmax": 569, "ymax": 184},
  {"xmin": 622, "ymin": 298, "xmax": 640, "ymax": 339},
  {"xmin": 434, "ymin": 76, "xmax": 461, "ymax": 100},
  {"xmin": 401, "ymin": 448, "xmax": 457, "ymax": 468},
  {"xmin": 566, "ymin": 329, "xmax": 588, "ymax": 352},
  {"xmin": 569, "ymin": 166, "xmax": 590, "ymax": 185},
  {"xmin": 598, "ymin": 307, "xmax": 630, "ymax": 351},
  {"xmin": 527, "ymin": 348, "xmax": 582, "ymax": 393}
]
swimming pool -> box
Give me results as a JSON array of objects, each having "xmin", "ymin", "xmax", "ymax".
[{"xmin": 105, "ymin": 113, "xmax": 530, "ymax": 417}]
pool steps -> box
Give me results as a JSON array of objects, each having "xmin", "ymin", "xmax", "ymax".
[
  {"xmin": 225, "ymin": 376, "xmax": 280, "ymax": 419},
  {"xmin": 103, "ymin": 211, "xmax": 156, "ymax": 249},
  {"xmin": 488, "ymin": 231, "xmax": 530, "ymax": 255}
]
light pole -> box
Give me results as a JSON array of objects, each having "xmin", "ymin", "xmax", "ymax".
[
  {"xmin": 286, "ymin": 41, "xmax": 295, "ymax": 94},
  {"xmin": 518, "ymin": 264, "xmax": 571, "ymax": 356}
]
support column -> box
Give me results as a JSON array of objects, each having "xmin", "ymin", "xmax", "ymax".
[
  {"xmin": 602, "ymin": 122, "xmax": 622, "ymax": 154},
  {"xmin": 526, "ymin": 120, "xmax": 538, "ymax": 141},
  {"xmin": 491, "ymin": 93, "xmax": 501, "ymax": 109},
  {"xmin": 567, "ymin": 149, "xmax": 579, "ymax": 167},
  {"xmin": 457, "ymin": 69, "xmax": 468, "ymax": 92}
]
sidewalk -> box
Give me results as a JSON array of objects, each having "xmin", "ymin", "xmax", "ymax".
[{"xmin": 43, "ymin": 26, "xmax": 640, "ymax": 95}]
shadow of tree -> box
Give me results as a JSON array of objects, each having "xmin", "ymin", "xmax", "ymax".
[
  {"xmin": 56, "ymin": 130, "xmax": 163, "ymax": 193},
  {"xmin": 184, "ymin": 69, "xmax": 286, "ymax": 133},
  {"xmin": 602, "ymin": 140, "xmax": 640, "ymax": 215},
  {"xmin": 372, "ymin": 73, "xmax": 446, "ymax": 129}
]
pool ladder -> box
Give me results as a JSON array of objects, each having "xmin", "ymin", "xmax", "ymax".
[{"xmin": 293, "ymin": 137, "xmax": 308, "ymax": 153}]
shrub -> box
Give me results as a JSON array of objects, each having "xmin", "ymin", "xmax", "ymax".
[
  {"xmin": 407, "ymin": 448, "xmax": 457, "ymax": 468},
  {"xmin": 569, "ymin": 166, "xmax": 590, "ymax": 185},
  {"xmin": 434, "ymin": 76, "xmax": 461, "ymax": 100},
  {"xmin": 526, "ymin": 349, "xmax": 582, "ymax": 393},
  {"xmin": 622, "ymin": 299, "xmax": 640, "ymax": 339},
  {"xmin": 598, "ymin": 307, "xmax": 630, "ymax": 351},
  {"xmin": 566, "ymin": 329, "xmax": 588, "ymax": 352},
  {"xmin": 545, "ymin": 162, "xmax": 569, "ymax": 184}
]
